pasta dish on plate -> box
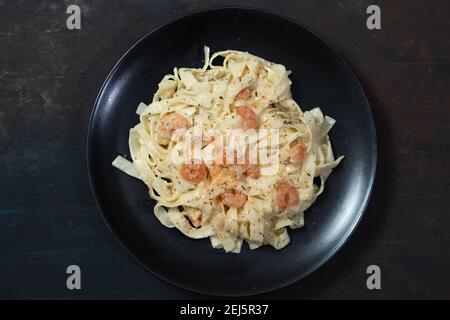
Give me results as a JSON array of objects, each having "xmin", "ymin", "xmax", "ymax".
[{"xmin": 112, "ymin": 47, "xmax": 343, "ymax": 253}]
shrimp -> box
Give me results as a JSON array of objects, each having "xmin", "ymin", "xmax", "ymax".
[
  {"xmin": 289, "ymin": 143, "xmax": 307, "ymax": 164},
  {"xmin": 156, "ymin": 112, "xmax": 190, "ymax": 144},
  {"xmin": 235, "ymin": 106, "xmax": 259, "ymax": 130},
  {"xmin": 235, "ymin": 87, "xmax": 251, "ymax": 100},
  {"xmin": 179, "ymin": 162, "xmax": 208, "ymax": 184},
  {"xmin": 276, "ymin": 182, "xmax": 300, "ymax": 211},
  {"xmin": 217, "ymin": 189, "xmax": 247, "ymax": 208}
]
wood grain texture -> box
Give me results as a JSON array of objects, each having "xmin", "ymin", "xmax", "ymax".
[{"xmin": 0, "ymin": 0, "xmax": 448, "ymax": 299}]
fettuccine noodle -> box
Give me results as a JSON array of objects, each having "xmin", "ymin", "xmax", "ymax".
[{"xmin": 113, "ymin": 47, "xmax": 343, "ymax": 253}]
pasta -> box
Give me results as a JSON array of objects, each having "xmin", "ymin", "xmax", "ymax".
[{"xmin": 112, "ymin": 47, "xmax": 343, "ymax": 253}]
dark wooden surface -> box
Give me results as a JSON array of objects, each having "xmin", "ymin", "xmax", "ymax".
[{"xmin": 0, "ymin": 0, "xmax": 448, "ymax": 299}]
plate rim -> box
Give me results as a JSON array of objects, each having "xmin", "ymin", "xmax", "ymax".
[{"xmin": 87, "ymin": 6, "xmax": 378, "ymax": 296}]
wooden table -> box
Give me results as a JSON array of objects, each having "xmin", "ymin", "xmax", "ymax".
[{"xmin": 0, "ymin": 0, "xmax": 448, "ymax": 299}]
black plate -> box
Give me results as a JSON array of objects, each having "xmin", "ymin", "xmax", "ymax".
[{"xmin": 87, "ymin": 7, "xmax": 377, "ymax": 296}]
